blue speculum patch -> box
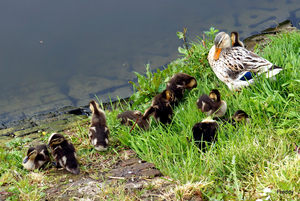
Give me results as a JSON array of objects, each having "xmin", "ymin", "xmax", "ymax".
[{"xmin": 240, "ymin": 72, "xmax": 256, "ymax": 81}]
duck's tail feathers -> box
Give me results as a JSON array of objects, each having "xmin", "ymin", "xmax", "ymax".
[{"xmin": 265, "ymin": 65, "xmax": 283, "ymax": 78}]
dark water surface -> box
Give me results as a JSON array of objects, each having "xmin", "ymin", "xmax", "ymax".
[{"xmin": 0, "ymin": 0, "xmax": 300, "ymax": 124}]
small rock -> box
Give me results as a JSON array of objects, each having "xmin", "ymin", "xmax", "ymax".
[{"xmin": 125, "ymin": 182, "xmax": 145, "ymax": 190}]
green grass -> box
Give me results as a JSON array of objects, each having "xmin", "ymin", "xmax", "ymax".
[
  {"xmin": 120, "ymin": 29, "xmax": 300, "ymax": 200},
  {"xmin": 1, "ymin": 28, "xmax": 300, "ymax": 200}
]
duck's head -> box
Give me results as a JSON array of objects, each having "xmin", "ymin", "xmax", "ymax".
[
  {"xmin": 230, "ymin": 31, "xmax": 244, "ymax": 48},
  {"xmin": 234, "ymin": 110, "xmax": 250, "ymax": 124},
  {"xmin": 213, "ymin": 32, "xmax": 231, "ymax": 60},
  {"xmin": 23, "ymin": 147, "xmax": 37, "ymax": 164},
  {"xmin": 209, "ymin": 89, "xmax": 221, "ymax": 102},
  {"xmin": 47, "ymin": 133, "xmax": 66, "ymax": 148},
  {"xmin": 89, "ymin": 100, "xmax": 105, "ymax": 115}
]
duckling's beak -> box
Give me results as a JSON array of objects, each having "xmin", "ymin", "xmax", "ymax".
[
  {"xmin": 213, "ymin": 47, "xmax": 221, "ymax": 60},
  {"xmin": 23, "ymin": 156, "xmax": 29, "ymax": 164}
]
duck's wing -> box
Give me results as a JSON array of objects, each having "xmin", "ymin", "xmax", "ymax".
[
  {"xmin": 221, "ymin": 47, "xmax": 276, "ymax": 80},
  {"xmin": 229, "ymin": 47, "xmax": 273, "ymax": 72}
]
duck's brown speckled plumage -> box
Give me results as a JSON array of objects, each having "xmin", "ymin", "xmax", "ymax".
[{"xmin": 208, "ymin": 32, "xmax": 283, "ymax": 91}]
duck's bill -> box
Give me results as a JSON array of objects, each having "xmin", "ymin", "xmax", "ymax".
[
  {"xmin": 23, "ymin": 156, "xmax": 29, "ymax": 164},
  {"xmin": 213, "ymin": 47, "xmax": 221, "ymax": 60}
]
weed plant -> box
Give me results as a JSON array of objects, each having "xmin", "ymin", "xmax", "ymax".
[{"xmin": 1, "ymin": 28, "xmax": 300, "ymax": 200}]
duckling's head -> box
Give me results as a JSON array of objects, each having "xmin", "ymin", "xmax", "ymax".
[
  {"xmin": 164, "ymin": 90, "xmax": 175, "ymax": 103},
  {"xmin": 209, "ymin": 89, "xmax": 221, "ymax": 102},
  {"xmin": 234, "ymin": 110, "xmax": 250, "ymax": 124},
  {"xmin": 89, "ymin": 100, "xmax": 105, "ymax": 115},
  {"xmin": 47, "ymin": 133, "xmax": 66, "ymax": 148},
  {"xmin": 230, "ymin": 31, "xmax": 244, "ymax": 48},
  {"xmin": 23, "ymin": 147, "xmax": 37, "ymax": 164},
  {"xmin": 213, "ymin": 32, "xmax": 231, "ymax": 60},
  {"xmin": 133, "ymin": 111, "xmax": 143, "ymax": 116}
]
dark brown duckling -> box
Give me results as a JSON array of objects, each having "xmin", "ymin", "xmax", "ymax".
[
  {"xmin": 22, "ymin": 144, "xmax": 50, "ymax": 171},
  {"xmin": 197, "ymin": 89, "xmax": 227, "ymax": 117},
  {"xmin": 223, "ymin": 110, "xmax": 250, "ymax": 126},
  {"xmin": 166, "ymin": 73, "xmax": 197, "ymax": 105},
  {"xmin": 47, "ymin": 133, "xmax": 80, "ymax": 175},
  {"xmin": 117, "ymin": 110, "xmax": 150, "ymax": 131},
  {"xmin": 143, "ymin": 89, "xmax": 174, "ymax": 125},
  {"xmin": 192, "ymin": 118, "xmax": 219, "ymax": 151},
  {"xmin": 89, "ymin": 100, "xmax": 109, "ymax": 151},
  {"xmin": 230, "ymin": 31, "xmax": 244, "ymax": 48}
]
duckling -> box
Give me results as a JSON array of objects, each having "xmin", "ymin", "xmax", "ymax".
[
  {"xmin": 117, "ymin": 110, "xmax": 150, "ymax": 131},
  {"xmin": 166, "ymin": 73, "xmax": 197, "ymax": 104},
  {"xmin": 223, "ymin": 110, "xmax": 250, "ymax": 126},
  {"xmin": 89, "ymin": 100, "xmax": 109, "ymax": 151},
  {"xmin": 22, "ymin": 144, "xmax": 50, "ymax": 171},
  {"xmin": 192, "ymin": 118, "xmax": 219, "ymax": 151},
  {"xmin": 47, "ymin": 133, "xmax": 80, "ymax": 175},
  {"xmin": 197, "ymin": 89, "xmax": 227, "ymax": 117},
  {"xmin": 143, "ymin": 89, "xmax": 174, "ymax": 125},
  {"xmin": 230, "ymin": 31, "xmax": 244, "ymax": 47}
]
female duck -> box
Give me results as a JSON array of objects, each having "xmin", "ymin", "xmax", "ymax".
[{"xmin": 208, "ymin": 32, "xmax": 283, "ymax": 91}]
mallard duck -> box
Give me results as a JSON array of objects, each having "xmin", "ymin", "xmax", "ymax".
[
  {"xmin": 47, "ymin": 133, "xmax": 80, "ymax": 175},
  {"xmin": 22, "ymin": 145, "xmax": 50, "ymax": 171},
  {"xmin": 89, "ymin": 100, "xmax": 109, "ymax": 151},
  {"xmin": 166, "ymin": 73, "xmax": 197, "ymax": 105},
  {"xmin": 197, "ymin": 89, "xmax": 227, "ymax": 117},
  {"xmin": 143, "ymin": 89, "xmax": 174, "ymax": 125},
  {"xmin": 208, "ymin": 32, "xmax": 283, "ymax": 91},
  {"xmin": 230, "ymin": 31, "xmax": 244, "ymax": 47},
  {"xmin": 117, "ymin": 110, "xmax": 150, "ymax": 131},
  {"xmin": 192, "ymin": 118, "xmax": 219, "ymax": 151}
]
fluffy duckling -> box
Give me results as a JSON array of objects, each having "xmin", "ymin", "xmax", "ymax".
[
  {"xmin": 223, "ymin": 110, "xmax": 250, "ymax": 126},
  {"xmin": 192, "ymin": 118, "xmax": 219, "ymax": 151},
  {"xmin": 197, "ymin": 89, "xmax": 227, "ymax": 117},
  {"xmin": 22, "ymin": 144, "xmax": 50, "ymax": 171},
  {"xmin": 208, "ymin": 31, "xmax": 283, "ymax": 91},
  {"xmin": 117, "ymin": 110, "xmax": 150, "ymax": 131},
  {"xmin": 230, "ymin": 31, "xmax": 244, "ymax": 47},
  {"xmin": 89, "ymin": 100, "xmax": 109, "ymax": 151},
  {"xmin": 47, "ymin": 133, "xmax": 80, "ymax": 175},
  {"xmin": 143, "ymin": 89, "xmax": 174, "ymax": 125},
  {"xmin": 166, "ymin": 73, "xmax": 197, "ymax": 104}
]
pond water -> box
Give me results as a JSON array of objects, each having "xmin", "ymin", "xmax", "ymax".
[{"xmin": 0, "ymin": 0, "xmax": 300, "ymax": 125}]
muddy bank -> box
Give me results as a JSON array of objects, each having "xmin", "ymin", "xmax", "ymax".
[{"xmin": 0, "ymin": 98, "xmax": 129, "ymax": 147}]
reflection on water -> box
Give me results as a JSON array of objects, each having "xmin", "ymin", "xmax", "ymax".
[{"xmin": 0, "ymin": 0, "xmax": 300, "ymax": 124}]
